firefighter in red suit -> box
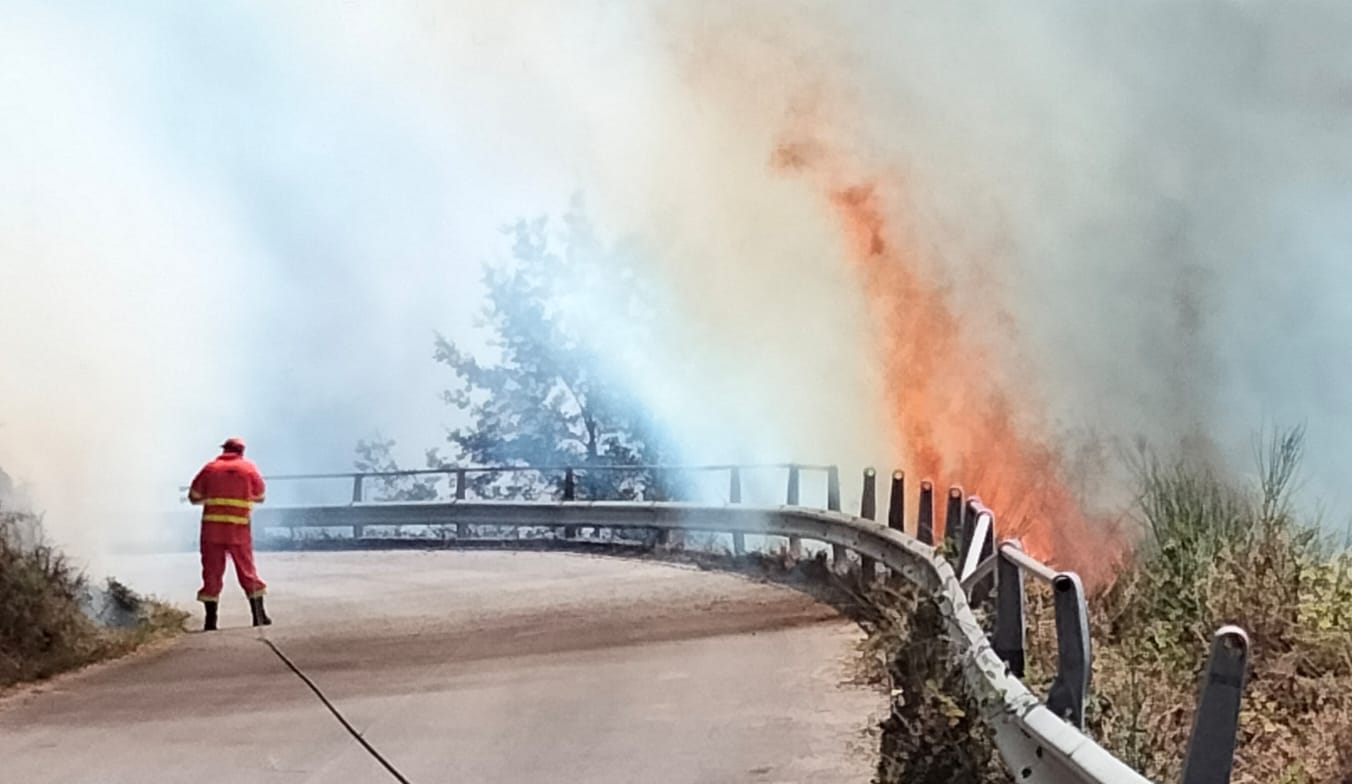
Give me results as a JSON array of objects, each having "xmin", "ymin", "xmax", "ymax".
[{"xmin": 188, "ymin": 437, "xmax": 271, "ymax": 631}]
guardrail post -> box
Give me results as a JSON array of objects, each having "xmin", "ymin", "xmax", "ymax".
[
  {"xmin": 827, "ymin": 466, "xmax": 846, "ymax": 568},
  {"xmin": 656, "ymin": 467, "xmax": 675, "ymax": 547},
  {"xmin": 943, "ymin": 486, "xmax": 964, "ymax": 557},
  {"xmin": 730, "ymin": 467, "xmax": 745, "ymax": 556},
  {"xmin": 785, "ymin": 465, "xmax": 801, "ymax": 559},
  {"xmin": 916, "ymin": 480, "xmax": 934, "ymax": 545},
  {"xmin": 994, "ymin": 542, "xmax": 1027, "ymax": 678},
  {"xmin": 860, "ymin": 468, "xmax": 877, "ymax": 581},
  {"xmin": 1046, "ymin": 572, "xmax": 1091, "ymax": 728},
  {"xmin": 351, "ymin": 475, "xmax": 365, "ymax": 504},
  {"xmin": 454, "ymin": 470, "xmax": 469, "ymax": 539},
  {"xmin": 960, "ymin": 506, "xmax": 988, "ymax": 577},
  {"xmin": 563, "ymin": 468, "xmax": 577, "ymax": 540},
  {"xmin": 655, "ymin": 467, "xmax": 683, "ymax": 547},
  {"xmin": 959, "ymin": 498, "xmax": 980, "ymax": 569},
  {"xmin": 886, "ymin": 471, "xmax": 906, "ymax": 584},
  {"xmin": 963, "ymin": 502, "xmax": 996, "ymax": 605},
  {"xmin": 887, "ymin": 471, "xmax": 905, "ymax": 533},
  {"xmin": 977, "ymin": 514, "xmax": 996, "ymax": 600},
  {"xmin": 1181, "ymin": 626, "xmax": 1250, "ymax": 784}
]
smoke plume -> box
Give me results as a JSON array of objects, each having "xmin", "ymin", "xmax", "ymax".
[{"xmin": 5, "ymin": 2, "xmax": 1351, "ymax": 577}]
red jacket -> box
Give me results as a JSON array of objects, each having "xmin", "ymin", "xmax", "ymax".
[{"xmin": 189, "ymin": 452, "xmax": 266, "ymax": 544}]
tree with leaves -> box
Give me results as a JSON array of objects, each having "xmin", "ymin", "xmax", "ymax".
[
  {"xmin": 352, "ymin": 437, "xmax": 440, "ymax": 502},
  {"xmin": 359, "ymin": 200, "xmax": 676, "ymax": 502}
]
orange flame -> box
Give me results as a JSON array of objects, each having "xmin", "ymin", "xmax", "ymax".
[{"xmin": 773, "ymin": 140, "xmax": 1120, "ymax": 581}]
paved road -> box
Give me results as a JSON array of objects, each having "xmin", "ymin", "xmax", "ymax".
[{"xmin": 0, "ymin": 551, "xmax": 882, "ymax": 783}]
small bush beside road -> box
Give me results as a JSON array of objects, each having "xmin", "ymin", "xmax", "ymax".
[{"xmin": 0, "ymin": 496, "xmax": 187, "ymax": 691}]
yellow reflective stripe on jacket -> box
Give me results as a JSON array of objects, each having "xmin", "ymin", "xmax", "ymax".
[
  {"xmin": 202, "ymin": 513, "xmax": 251, "ymax": 525},
  {"xmin": 203, "ymin": 498, "xmax": 253, "ymax": 509}
]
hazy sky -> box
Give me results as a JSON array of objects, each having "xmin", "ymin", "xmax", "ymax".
[
  {"xmin": 0, "ymin": 3, "xmax": 546, "ymax": 549},
  {"xmin": 0, "ymin": 2, "xmax": 884, "ymax": 554},
  {"xmin": 4, "ymin": 1, "xmax": 1352, "ymax": 561}
]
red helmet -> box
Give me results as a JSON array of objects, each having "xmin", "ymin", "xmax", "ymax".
[{"xmin": 221, "ymin": 437, "xmax": 246, "ymax": 454}]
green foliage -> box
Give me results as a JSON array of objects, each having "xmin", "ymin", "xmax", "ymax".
[
  {"xmin": 353, "ymin": 436, "xmax": 440, "ymax": 501},
  {"xmin": 435, "ymin": 202, "xmax": 672, "ymax": 499},
  {"xmin": 368, "ymin": 199, "xmax": 678, "ymax": 502}
]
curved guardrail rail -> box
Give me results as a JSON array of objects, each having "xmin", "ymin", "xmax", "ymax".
[{"xmin": 179, "ymin": 464, "xmax": 1247, "ymax": 784}]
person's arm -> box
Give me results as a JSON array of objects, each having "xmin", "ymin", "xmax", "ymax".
[
  {"xmin": 188, "ymin": 468, "xmax": 207, "ymax": 506},
  {"xmin": 250, "ymin": 466, "xmax": 266, "ymax": 504}
]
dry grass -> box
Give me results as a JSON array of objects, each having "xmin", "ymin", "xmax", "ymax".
[
  {"xmin": 1018, "ymin": 428, "xmax": 1352, "ymax": 783},
  {"xmin": 857, "ymin": 581, "xmax": 1012, "ymax": 784},
  {"xmin": 863, "ymin": 427, "xmax": 1352, "ymax": 783},
  {"xmin": 0, "ymin": 505, "xmax": 187, "ymax": 690}
]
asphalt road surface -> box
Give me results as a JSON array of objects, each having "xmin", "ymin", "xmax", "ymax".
[{"xmin": 0, "ymin": 551, "xmax": 883, "ymax": 783}]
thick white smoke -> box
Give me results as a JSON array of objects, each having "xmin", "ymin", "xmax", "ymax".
[
  {"xmin": 786, "ymin": 2, "xmax": 1352, "ymax": 518},
  {"xmin": 316, "ymin": 1, "xmax": 1352, "ymax": 520},
  {"xmin": 272, "ymin": 1, "xmax": 894, "ymax": 482},
  {"xmin": 5, "ymin": 0, "xmax": 1351, "ymax": 573},
  {"xmin": 811, "ymin": 2, "xmax": 1352, "ymax": 518},
  {"xmin": 0, "ymin": 7, "xmax": 251, "ymax": 563},
  {"xmin": 572, "ymin": 1, "xmax": 1352, "ymax": 520},
  {"xmin": 0, "ymin": 3, "xmax": 492, "ymax": 555}
]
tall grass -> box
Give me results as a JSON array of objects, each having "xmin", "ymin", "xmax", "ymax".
[
  {"xmin": 1087, "ymin": 427, "xmax": 1352, "ymax": 783},
  {"xmin": 863, "ymin": 427, "xmax": 1352, "ymax": 783}
]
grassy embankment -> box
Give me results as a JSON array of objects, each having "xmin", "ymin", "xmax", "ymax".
[
  {"xmin": 864, "ymin": 428, "xmax": 1352, "ymax": 784},
  {"xmin": 0, "ymin": 496, "xmax": 187, "ymax": 691}
]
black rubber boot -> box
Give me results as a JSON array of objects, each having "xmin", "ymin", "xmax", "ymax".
[
  {"xmin": 250, "ymin": 596, "xmax": 272, "ymax": 627},
  {"xmin": 203, "ymin": 601, "xmax": 218, "ymax": 632}
]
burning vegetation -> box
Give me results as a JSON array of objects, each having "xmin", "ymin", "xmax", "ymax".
[{"xmin": 772, "ymin": 138, "xmax": 1123, "ymax": 581}]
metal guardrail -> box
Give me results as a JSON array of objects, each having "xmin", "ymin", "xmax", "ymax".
[
  {"xmin": 181, "ymin": 464, "xmax": 1248, "ymax": 784},
  {"xmin": 258, "ymin": 462, "xmax": 834, "ymax": 505},
  {"xmin": 183, "ymin": 462, "xmax": 836, "ymax": 558}
]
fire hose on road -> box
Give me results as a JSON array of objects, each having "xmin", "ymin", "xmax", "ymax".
[{"xmin": 260, "ymin": 634, "xmax": 414, "ymax": 784}]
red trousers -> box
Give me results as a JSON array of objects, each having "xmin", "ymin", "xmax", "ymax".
[{"xmin": 197, "ymin": 524, "xmax": 266, "ymax": 602}]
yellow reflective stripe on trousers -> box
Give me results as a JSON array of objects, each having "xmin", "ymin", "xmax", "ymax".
[
  {"xmin": 202, "ymin": 513, "xmax": 251, "ymax": 525},
  {"xmin": 203, "ymin": 497, "xmax": 253, "ymax": 509}
]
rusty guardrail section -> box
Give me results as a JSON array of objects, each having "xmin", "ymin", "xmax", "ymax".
[{"xmin": 184, "ymin": 464, "xmax": 1248, "ymax": 784}]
